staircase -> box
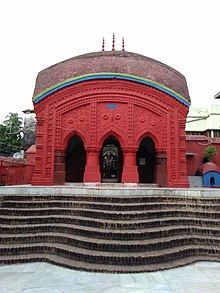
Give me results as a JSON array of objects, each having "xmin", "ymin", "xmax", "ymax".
[{"xmin": 0, "ymin": 189, "xmax": 220, "ymax": 273}]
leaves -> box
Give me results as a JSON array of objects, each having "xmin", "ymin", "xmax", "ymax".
[
  {"xmin": 0, "ymin": 113, "xmax": 23, "ymax": 154},
  {"xmin": 204, "ymin": 146, "xmax": 217, "ymax": 161}
]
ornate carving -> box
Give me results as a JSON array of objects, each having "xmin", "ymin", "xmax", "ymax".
[
  {"xmin": 127, "ymin": 102, "xmax": 133, "ymax": 146},
  {"xmin": 90, "ymin": 102, "xmax": 96, "ymax": 146},
  {"xmin": 134, "ymin": 105, "xmax": 162, "ymax": 143},
  {"xmin": 115, "ymin": 114, "xmax": 121, "ymax": 120},
  {"xmin": 54, "ymin": 112, "xmax": 62, "ymax": 146},
  {"xmin": 97, "ymin": 101, "xmax": 128, "ymax": 143},
  {"xmin": 68, "ymin": 118, "xmax": 74, "ymax": 124},
  {"xmin": 61, "ymin": 104, "xmax": 90, "ymax": 143}
]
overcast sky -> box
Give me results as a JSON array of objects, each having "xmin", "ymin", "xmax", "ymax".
[{"xmin": 1, "ymin": 0, "xmax": 220, "ymax": 122}]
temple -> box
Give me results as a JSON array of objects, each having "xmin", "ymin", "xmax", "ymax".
[
  {"xmin": 2, "ymin": 41, "xmax": 220, "ymax": 275},
  {"xmin": 31, "ymin": 44, "xmax": 190, "ymax": 187}
]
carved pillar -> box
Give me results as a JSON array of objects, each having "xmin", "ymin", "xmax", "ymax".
[
  {"xmin": 54, "ymin": 150, "xmax": 65, "ymax": 185},
  {"xmin": 176, "ymin": 118, "xmax": 190, "ymax": 187},
  {"xmin": 121, "ymin": 148, "xmax": 138, "ymax": 183},
  {"xmin": 155, "ymin": 150, "xmax": 167, "ymax": 187},
  {"xmin": 84, "ymin": 148, "xmax": 101, "ymax": 182},
  {"xmin": 32, "ymin": 115, "xmax": 53, "ymax": 185}
]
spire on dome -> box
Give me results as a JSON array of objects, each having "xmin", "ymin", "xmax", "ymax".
[
  {"xmin": 122, "ymin": 37, "xmax": 125, "ymax": 51},
  {"xmin": 102, "ymin": 33, "xmax": 125, "ymax": 51},
  {"xmin": 112, "ymin": 33, "xmax": 115, "ymax": 51},
  {"xmin": 102, "ymin": 37, "xmax": 105, "ymax": 51}
]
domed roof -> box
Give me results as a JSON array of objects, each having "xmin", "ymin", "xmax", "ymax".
[
  {"xmin": 196, "ymin": 162, "xmax": 220, "ymax": 174},
  {"xmin": 33, "ymin": 51, "xmax": 190, "ymax": 103}
]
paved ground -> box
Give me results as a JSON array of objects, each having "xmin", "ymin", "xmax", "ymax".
[{"xmin": 0, "ymin": 261, "xmax": 220, "ymax": 293}]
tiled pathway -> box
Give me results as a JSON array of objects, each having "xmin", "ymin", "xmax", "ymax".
[{"xmin": 0, "ymin": 261, "xmax": 220, "ymax": 293}]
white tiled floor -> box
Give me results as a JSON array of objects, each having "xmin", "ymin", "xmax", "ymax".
[{"xmin": 0, "ymin": 262, "xmax": 220, "ymax": 293}]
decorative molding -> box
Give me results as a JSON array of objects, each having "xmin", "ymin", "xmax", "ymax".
[{"xmin": 33, "ymin": 73, "xmax": 190, "ymax": 107}]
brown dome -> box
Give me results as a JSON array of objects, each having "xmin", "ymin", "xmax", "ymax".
[{"xmin": 33, "ymin": 51, "xmax": 190, "ymax": 102}]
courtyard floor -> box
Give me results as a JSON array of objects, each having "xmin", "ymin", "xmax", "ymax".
[{"xmin": 0, "ymin": 261, "xmax": 220, "ymax": 293}]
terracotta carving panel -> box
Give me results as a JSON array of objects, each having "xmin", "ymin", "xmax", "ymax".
[
  {"xmin": 60, "ymin": 104, "xmax": 90, "ymax": 144},
  {"xmin": 97, "ymin": 101, "xmax": 128, "ymax": 145},
  {"xmin": 134, "ymin": 105, "xmax": 163, "ymax": 145}
]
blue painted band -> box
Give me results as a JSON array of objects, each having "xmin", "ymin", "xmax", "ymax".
[{"xmin": 33, "ymin": 73, "xmax": 190, "ymax": 107}]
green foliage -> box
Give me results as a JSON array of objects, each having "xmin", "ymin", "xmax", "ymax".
[
  {"xmin": 204, "ymin": 146, "xmax": 217, "ymax": 161},
  {"xmin": 0, "ymin": 112, "xmax": 23, "ymax": 154}
]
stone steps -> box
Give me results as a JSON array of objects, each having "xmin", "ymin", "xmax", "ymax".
[
  {"xmin": 0, "ymin": 214, "xmax": 219, "ymax": 228},
  {"xmin": 2, "ymin": 194, "xmax": 220, "ymax": 203},
  {"xmin": 0, "ymin": 207, "xmax": 220, "ymax": 221},
  {"xmin": 0, "ymin": 190, "xmax": 220, "ymax": 273},
  {"xmin": 0, "ymin": 242, "xmax": 220, "ymax": 266},
  {"xmin": 0, "ymin": 232, "xmax": 220, "ymax": 252},
  {"xmin": 2, "ymin": 200, "xmax": 220, "ymax": 211},
  {"xmin": 1, "ymin": 253, "xmax": 220, "ymax": 273},
  {"xmin": 0, "ymin": 223, "xmax": 219, "ymax": 240}
]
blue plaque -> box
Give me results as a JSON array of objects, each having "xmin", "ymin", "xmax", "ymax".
[{"xmin": 107, "ymin": 104, "xmax": 117, "ymax": 109}]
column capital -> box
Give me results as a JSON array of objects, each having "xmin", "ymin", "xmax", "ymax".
[
  {"xmin": 54, "ymin": 148, "xmax": 65, "ymax": 154},
  {"xmin": 85, "ymin": 146, "xmax": 100, "ymax": 153},
  {"xmin": 122, "ymin": 147, "xmax": 138, "ymax": 154},
  {"xmin": 156, "ymin": 149, "xmax": 166, "ymax": 156}
]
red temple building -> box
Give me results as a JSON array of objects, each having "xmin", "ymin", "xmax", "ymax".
[{"xmin": 31, "ymin": 45, "xmax": 191, "ymax": 187}]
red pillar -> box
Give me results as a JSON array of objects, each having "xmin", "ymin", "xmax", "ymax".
[
  {"xmin": 84, "ymin": 148, "xmax": 101, "ymax": 182},
  {"xmin": 121, "ymin": 149, "xmax": 138, "ymax": 183},
  {"xmin": 54, "ymin": 150, "xmax": 66, "ymax": 185},
  {"xmin": 155, "ymin": 150, "xmax": 167, "ymax": 187}
]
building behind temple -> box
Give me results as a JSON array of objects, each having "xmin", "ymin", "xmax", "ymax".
[
  {"xmin": 186, "ymin": 104, "xmax": 220, "ymax": 177},
  {"xmin": 186, "ymin": 105, "xmax": 220, "ymax": 138}
]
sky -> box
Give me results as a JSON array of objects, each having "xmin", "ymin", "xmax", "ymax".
[{"xmin": 0, "ymin": 0, "xmax": 220, "ymax": 123}]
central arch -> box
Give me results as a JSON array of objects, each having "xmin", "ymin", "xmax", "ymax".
[
  {"xmin": 137, "ymin": 136, "xmax": 156, "ymax": 183},
  {"xmin": 100, "ymin": 135, "xmax": 123, "ymax": 183}
]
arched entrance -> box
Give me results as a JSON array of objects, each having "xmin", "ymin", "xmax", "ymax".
[
  {"xmin": 65, "ymin": 135, "xmax": 86, "ymax": 182},
  {"xmin": 100, "ymin": 136, "xmax": 123, "ymax": 183},
  {"xmin": 137, "ymin": 136, "xmax": 156, "ymax": 183}
]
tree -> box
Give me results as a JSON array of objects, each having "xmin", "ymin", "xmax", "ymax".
[
  {"xmin": 203, "ymin": 146, "xmax": 217, "ymax": 162},
  {"xmin": 0, "ymin": 112, "xmax": 23, "ymax": 155}
]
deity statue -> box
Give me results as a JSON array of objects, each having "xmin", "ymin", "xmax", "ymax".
[{"xmin": 103, "ymin": 151, "xmax": 116, "ymax": 178}]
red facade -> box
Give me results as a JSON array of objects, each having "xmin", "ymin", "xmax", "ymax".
[{"xmin": 31, "ymin": 51, "xmax": 190, "ymax": 187}]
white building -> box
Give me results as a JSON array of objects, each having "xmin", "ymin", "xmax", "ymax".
[{"xmin": 186, "ymin": 104, "xmax": 220, "ymax": 138}]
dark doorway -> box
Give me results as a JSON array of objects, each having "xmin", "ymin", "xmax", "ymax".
[
  {"xmin": 65, "ymin": 135, "xmax": 86, "ymax": 182},
  {"xmin": 137, "ymin": 136, "xmax": 156, "ymax": 183},
  {"xmin": 100, "ymin": 136, "xmax": 123, "ymax": 183}
]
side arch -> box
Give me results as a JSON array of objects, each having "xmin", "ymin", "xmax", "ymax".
[
  {"xmin": 136, "ymin": 136, "xmax": 157, "ymax": 183},
  {"xmin": 136, "ymin": 132, "xmax": 160, "ymax": 150},
  {"xmin": 63, "ymin": 130, "xmax": 87, "ymax": 151},
  {"xmin": 65, "ymin": 135, "xmax": 86, "ymax": 182}
]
